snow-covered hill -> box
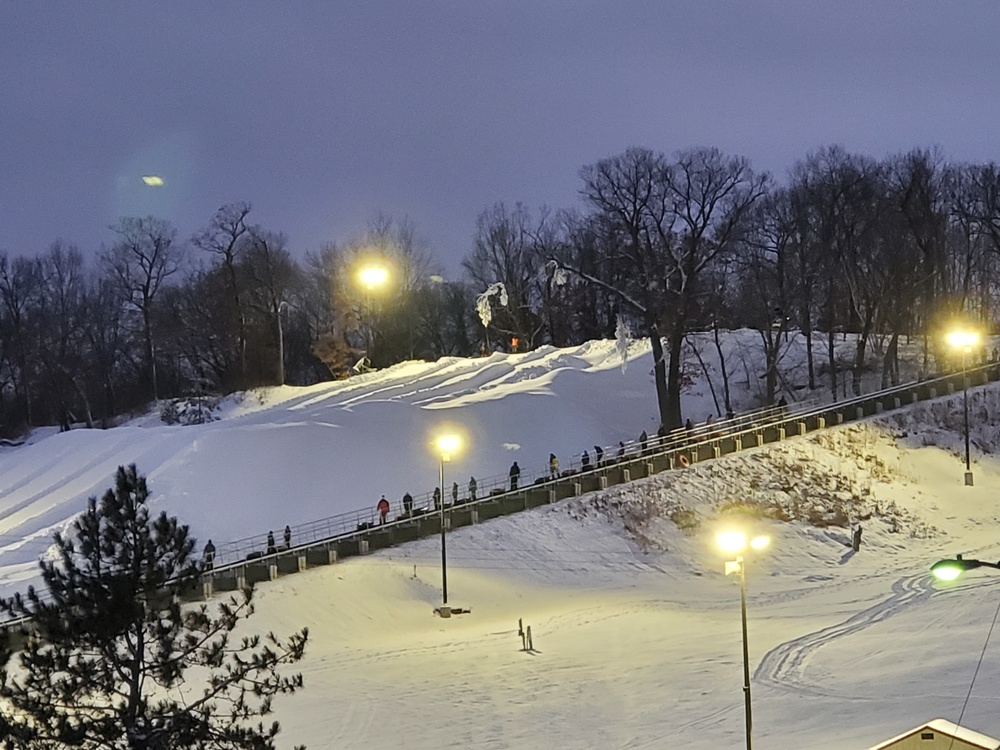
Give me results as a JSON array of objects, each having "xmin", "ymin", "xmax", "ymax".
[{"xmin": 2, "ymin": 331, "xmax": 1000, "ymax": 749}]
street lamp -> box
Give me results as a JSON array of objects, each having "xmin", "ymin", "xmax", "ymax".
[
  {"xmin": 931, "ymin": 554, "xmax": 1000, "ymax": 582},
  {"xmin": 435, "ymin": 432, "xmax": 462, "ymax": 608},
  {"xmin": 357, "ymin": 263, "xmax": 389, "ymax": 367},
  {"xmin": 276, "ymin": 301, "xmax": 289, "ymax": 386},
  {"xmin": 718, "ymin": 530, "xmax": 770, "ymax": 750},
  {"xmin": 945, "ymin": 329, "xmax": 980, "ymax": 486}
]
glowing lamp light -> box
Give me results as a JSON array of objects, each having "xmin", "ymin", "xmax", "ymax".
[
  {"xmin": 717, "ymin": 531, "xmax": 770, "ymax": 555},
  {"xmin": 141, "ymin": 175, "xmax": 165, "ymax": 187},
  {"xmin": 930, "ymin": 561, "xmax": 964, "ymax": 582},
  {"xmin": 358, "ymin": 265, "xmax": 389, "ymax": 291},
  {"xmin": 946, "ymin": 330, "xmax": 980, "ymax": 351},
  {"xmin": 436, "ymin": 434, "xmax": 461, "ymax": 462},
  {"xmin": 750, "ymin": 535, "xmax": 770, "ymax": 551},
  {"xmin": 718, "ymin": 531, "xmax": 748, "ymax": 554}
]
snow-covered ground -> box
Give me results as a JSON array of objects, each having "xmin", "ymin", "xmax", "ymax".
[{"xmin": 2, "ymin": 329, "xmax": 1000, "ymax": 749}]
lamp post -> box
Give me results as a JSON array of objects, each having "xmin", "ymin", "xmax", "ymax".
[
  {"xmin": 358, "ymin": 263, "xmax": 389, "ymax": 367},
  {"xmin": 276, "ymin": 301, "xmax": 289, "ymax": 385},
  {"xmin": 945, "ymin": 330, "xmax": 980, "ymax": 486},
  {"xmin": 435, "ymin": 433, "xmax": 461, "ymax": 607},
  {"xmin": 718, "ymin": 530, "xmax": 770, "ymax": 750}
]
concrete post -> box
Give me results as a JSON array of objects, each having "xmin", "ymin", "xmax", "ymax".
[
  {"xmin": 203, "ymin": 579, "xmax": 213, "ymax": 599},
  {"xmin": 471, "ymin": 508, "xmax": 479, "ymax": 522},
  {"xmin": 573, "ymin": 481, "xmax": 582, "ymax": 496},
  {"xmin": 893, "ymin": 397, "xmax": 901, "ymax": 409},
  {"xmin": 855, "ymin": 407, "xmax": 864, "ymax": 420},
  {"xmin": 297, "ymin": 555, "xmax": 307, "ymax": 572},
  {"xmin": 359, "ymin": 539, "xmax": 369, "ymax": 554},
  {"xmin": 734, "ymin": 436, "xmax": 743, "ymax": 451},
  {"xmin": 599, "ymin": 475, "xmax": 608, "ymax": 489},
  {"xmin": 778, "ymin": 427, "xmax": 786, "ymax": 440},
  {"xmin": 622, "ymin": 469, "xmax": 631, "ymax": 482},
  {"xmin": 817, "ymin": 417, "xmax": 826, "ymax": 429},
  {"xmin": 268, "ymin": 563, "xmax": 278, "ymax": 581},
  {"xmin": 797, "ymin": 422, "xmax": 806, "ymax": 436},
  {"xmin": 875, "ymin": 401, "xmax": 884, "ymax": 413},
  {"xmin": 548, "ymin": 489, "xmax": 557, "ymax": 504}
]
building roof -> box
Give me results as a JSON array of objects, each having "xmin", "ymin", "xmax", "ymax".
[{"xmin": 867, "ymin": 719, "xmax": 1000, "ymax": 750}]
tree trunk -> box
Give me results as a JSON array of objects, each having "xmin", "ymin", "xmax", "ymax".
[
  {"xmin": 649, "ymin": 327, "xmax": 672, "ymax": 430},
  {"xmin": 802, "ymin": 304, "xmax": 816, "ymax": 391},
  {"xmin": 713, "ymin": 322, "xmax": 732, "ymax": 414},
  {"xmin": 882, "ymin": 332, "xmax": 899, "ymax": 388},
  {"xmin": 665, "ymin": 326, "xmax": 685, "ymax": 429}
]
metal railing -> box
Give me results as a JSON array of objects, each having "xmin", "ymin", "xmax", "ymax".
[{"xmin": 213, "ymin": 363, "xmax": 998, "ymax": 567}]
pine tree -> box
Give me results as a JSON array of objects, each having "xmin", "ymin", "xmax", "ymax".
[{"xmin": 0, "ymin": 464, "xmax": 309, "ymax": 749}]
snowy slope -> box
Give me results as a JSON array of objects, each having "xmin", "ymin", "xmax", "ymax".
[{"xmin": 2, "ymin": 330, "xmax": 1000, "ymax": 749}]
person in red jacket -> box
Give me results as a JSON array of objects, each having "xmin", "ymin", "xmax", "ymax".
[{"xmin": 377, "ymin": 495, "xmax": 390, "ymax": 524}]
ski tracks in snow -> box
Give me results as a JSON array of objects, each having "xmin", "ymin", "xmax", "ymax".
[{"xmin": 754, "ymin": 572, "xmax": 936, "ymax": 699}]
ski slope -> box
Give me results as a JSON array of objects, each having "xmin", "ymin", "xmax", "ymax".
[{"xmin": 2, "ymin": 330, "xmax": 999, "ymax": 749}]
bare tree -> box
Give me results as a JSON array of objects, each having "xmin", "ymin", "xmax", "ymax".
[
  {"xmin": 35, "ymin": 242, "xmax": 93, "ymax": 428},
  {"xmin": 464, "ymin": 203, "xmax": 545, "ymax": 351},
  {"xmin": 568, "ymin": 147, "xmax": 767, "ymax": 429},
  {"xmin": 191, "ymin": 202, "xmax": 252, "ymax": 387},
  {"xmin": 0, "ymin": 254, "xmax": 42, "ymax": 428},
  {"xmin": 241, "ymin": 229, "xmax": 299, "ymax": 385},
  {"xmin": 102, "ymin": 217, "xmax": 183, "ymax": 401},
  {"xmin": 736, "ymin": 189, "xmax": 797, "ymax": 404}
]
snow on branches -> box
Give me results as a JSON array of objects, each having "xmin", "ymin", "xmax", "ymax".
[{"xmin": 476, "ymin": 282, "xmax": 508, "ymax": 328}]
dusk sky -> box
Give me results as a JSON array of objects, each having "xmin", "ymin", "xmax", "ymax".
[{"xmin": 4, "ymin": 1, "xmax": 1000, "ymax": 276}]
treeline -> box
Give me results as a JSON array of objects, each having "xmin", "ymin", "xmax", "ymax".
[{"xmin": 2, "ymin": 144, "xmax": 998, "ymax": 436}]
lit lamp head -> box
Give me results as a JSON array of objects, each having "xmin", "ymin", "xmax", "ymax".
[
  {"xmin": 717, "ymin": 531, "xmax": 770, "ymax": 556},
  {"xmin": 435, "ymin": 434, "xmax": 461, "ymax": 463},
  {"xmin": 946, "ymin": 330, "xmax": 980, "ymax": 353},
  {"xmin": 930, "ymin": 556, "xmax": 981, "ymax": 582},
  {"xmin": 358, "ymin": 264, "xmax": 389, "ymax": 292}
]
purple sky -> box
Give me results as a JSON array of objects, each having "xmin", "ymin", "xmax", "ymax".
[{"xmin": 4, "ymin": 1, "xmax": 1000, "ymax": 276}]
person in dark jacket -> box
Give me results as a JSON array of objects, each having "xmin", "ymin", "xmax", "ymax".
[
  {"xmin": 594, "ymin": 445, "xmax": 604, "ymax": 465},
  {"xmin": 266, "ymin": 530, "xmax": 276, "ymax": 555},
  {"xmin": 403, "ymin": 492, "xmax": 414, "ymax": 514},
  {"xmin": 468, "ymin": 477, "xmax": 477, "ymax": 502},
  {"xmin": 432, "ymin": 486, "xmax": 442, "ymax": 509},
  {"xmin": 283, "ymin": 524, "xmax": 292, "ymax": 548},
  {"xmin": 451, "ymin": 481, "xmax": 459, "ymax": 505},
  {"xmin": 581, "ymin": 450, "xmax": 591, "ymax": 470},
  {"xmin": 617, "ymin": 441, "xmax": 625, "ymax": 459},
  {"xmin": 203, "ymin": 539, "xmax": 216, "ymax": 569},
  {"xmin": 509, "ymin": 461, "xmax": 521, "ymax": 490},
  {"xmin": 639, "ymin": 430, "xmax": 648, "ymax": 454}
]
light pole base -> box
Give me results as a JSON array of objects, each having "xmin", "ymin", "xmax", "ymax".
[{"xmin": 965, "ymin": 471, "xmax": 975, "ymax": 486}]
